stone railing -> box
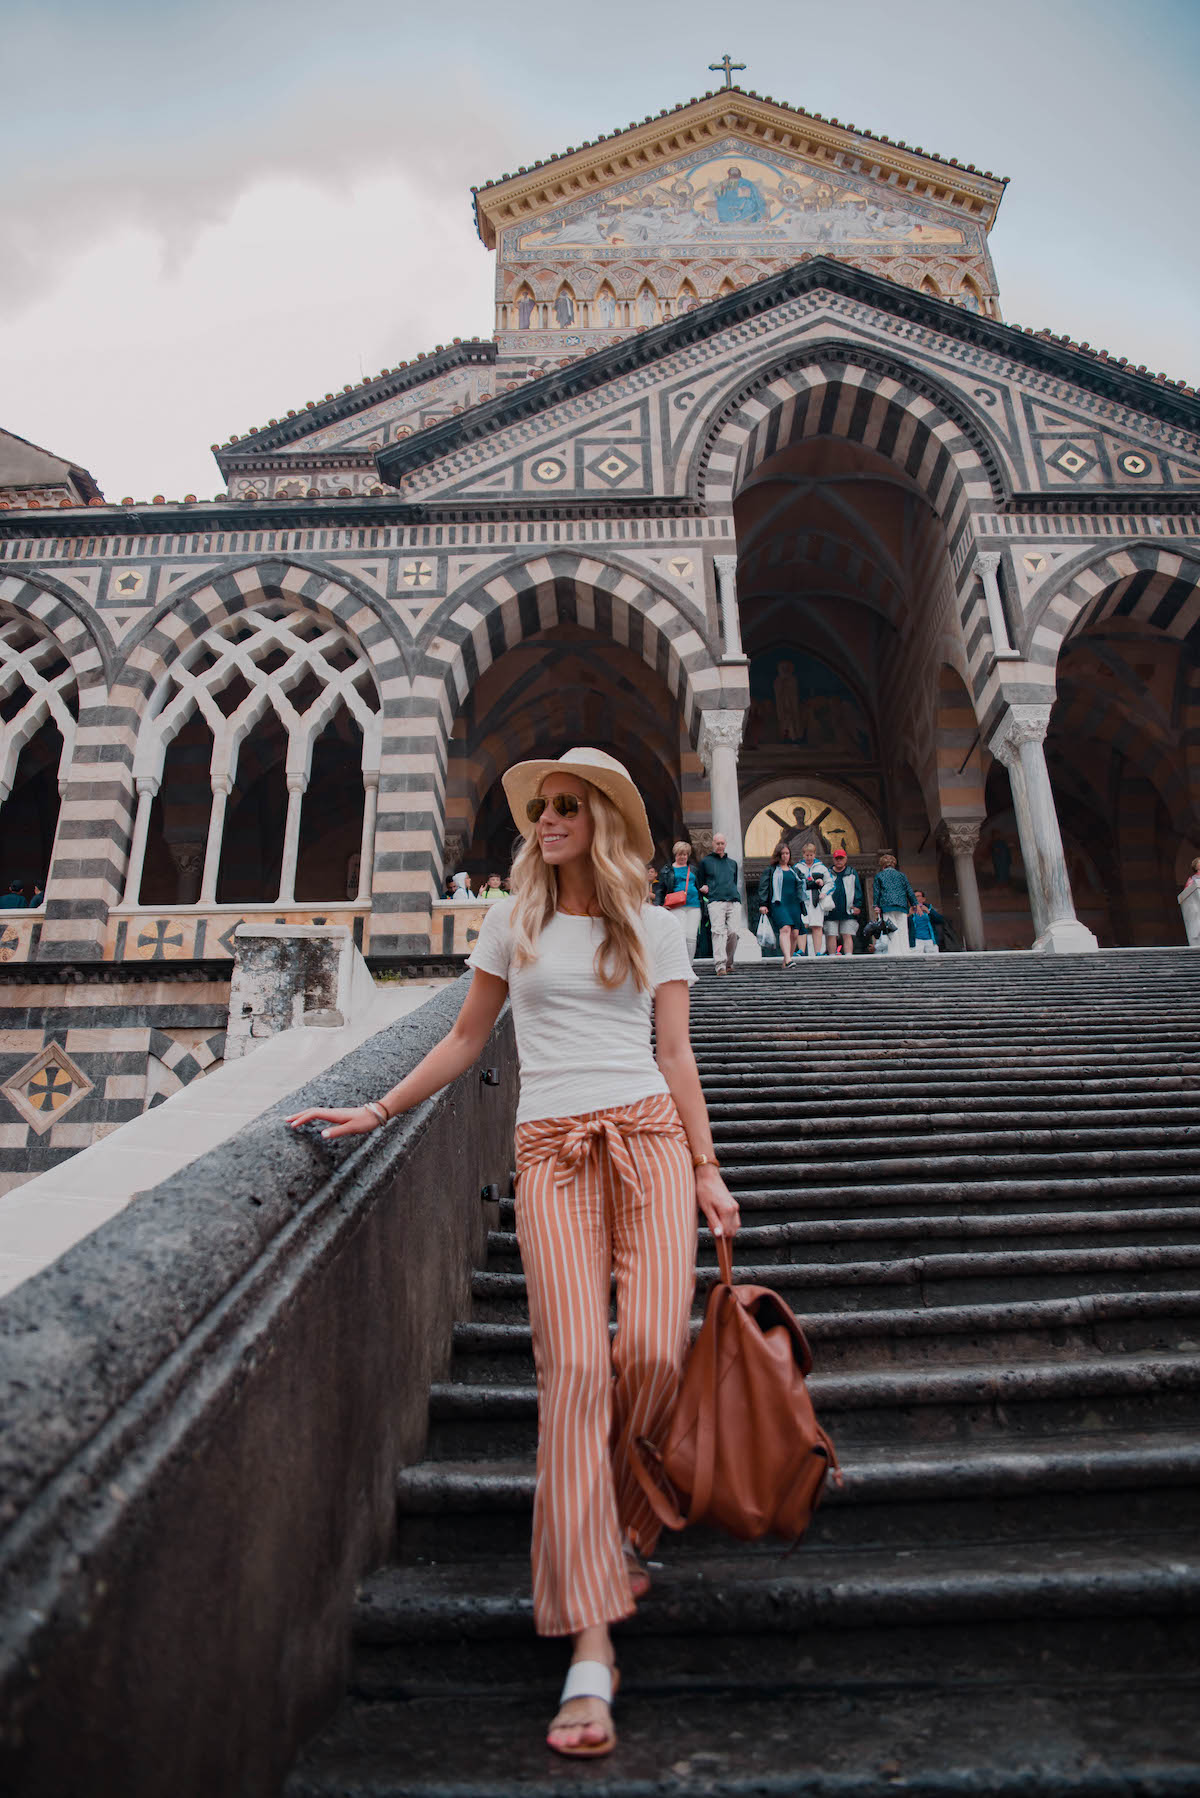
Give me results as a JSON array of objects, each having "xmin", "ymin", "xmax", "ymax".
[{"xmin": 0, "ymin": 977, "xmax": 516, "ymax": 1797}]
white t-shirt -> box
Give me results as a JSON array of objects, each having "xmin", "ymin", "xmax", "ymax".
[{"xmin": 467, "ymin": 898, "xmax": 695, "ymax": 1124}]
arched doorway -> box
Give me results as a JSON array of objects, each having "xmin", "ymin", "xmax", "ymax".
[
  {"xmin": 732, "ymin": 433, "xmax": 972, "ymax": 930},
  {"xmin": 444, "ymin": 619, "xmax": 693, "ymax": 889}
]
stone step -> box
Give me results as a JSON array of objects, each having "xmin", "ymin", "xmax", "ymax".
[
  {"xmin": 713, "ymin": 1123, "xmax": 1200, "ymax": 1161},
  {"xmin": 692, "ymin": 1051, "xmax": 1200, "ymax": 1080},
  {"xmin": 345, "ymin": 1534, "xmax": 1200, "ymax": 1696},
  {"xmin": 719, "ymin": 1162, "xmax": 1200, "ymax": 1203},
  {"xmin": 687, "ymin": 1018, "xmax": 1200, "ymax": 1043},
  {"xmin": 424, "ymin": 1349, "xmax": 1200, "ymax": 1461},
  {"xmin": 706, "ymin": 1101, "xmax": 1200, "ymax": 1133},
  {"xmin": 450, "ymin": 1289, "xmax": 1200, "ymax": 1382},
  {"xmin": 713, "ymin": 1148, "xmax": 1200, "ymax": 1194},
  {"xmin": 285, "ymin": 1678, "xmax": 1200, "ymax": 1797},
  {"xmin": 398, "ymin": 1437, "xmax": 1200, "ymax": 1566},
  {"xmin": 468, "ymin": 1242, "xmax": 1200, "ymax": 1323},
  {"xmin": 497, "ymin": 1172, "xmax": 1200, "ymax": 1235},
  {"xmin": 484, "ymin": 1206, "xmax": 1200, "ymax": 1272},
  {"xmin": 698, "ymin": 1071, "xmax": 1200, "ymax": 1099}
]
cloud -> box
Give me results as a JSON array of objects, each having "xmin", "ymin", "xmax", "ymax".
[{"xmin": 1, "ymin": 63, "xmax": 526, "ymax": 317}]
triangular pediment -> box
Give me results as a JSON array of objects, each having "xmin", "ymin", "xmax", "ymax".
[
  {"xmin": 501, "ymin": 131, "xmax": 984, "ymax": 268},
  {"xmin": 474, "ymin": 89, "xmax": 1006, "ymax": 249}
]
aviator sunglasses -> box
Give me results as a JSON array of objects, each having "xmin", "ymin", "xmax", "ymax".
[{"xmin": 526, "ymin": 793, "xmax": 585, "ymax": 823}]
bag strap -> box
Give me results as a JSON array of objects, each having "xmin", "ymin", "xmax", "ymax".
[
  {"xmin": 683, "ymin": 1235, "xmax": 734, "ymax": 1526},
  {"xmin": 627, "ymin": 1235, "xmax": 736, "ymax": 1532},
  {"xmin": 628, "ymin": 1435, "xmax": 687, "ymax": 1530}
]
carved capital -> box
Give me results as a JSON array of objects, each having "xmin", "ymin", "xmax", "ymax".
[
  {"xmin": 286, "ymin": 773, "xmax": 308, "ymax": 795},
  {"xmin": 165, "ymin": 842, "xmax": 205, "ymax": 878},
  {"xmin": 689, "ymin": 829, "xmax": 715, "ymax": 858},
  {"xmin": 135, "ymin": 775, "xmax": 160, "ymax": 799},
  {"xmin": 697, "ymin": 708, "xmax": 745, "ymax": 772},
  {"xmin": 989, "ymin": 703, "xmax": 1052, "ymax": 765},
  {"xmin": 939, "ymin": 819, "xmax": 982, "ymax": 858},
  {"xmin": 975, "ymin": 551, "xmax": 1002, "ymax": 577},
  {"xmin": 442, "ymin": 832, "xmax": 467, "ymax": 873},
  {"xmin": 712, "ymin": 554, "xmax": 738, "ymax": 584},
  {"xmin": 210, "ymin": 774, "xmax": 233, "ymax": 797}
]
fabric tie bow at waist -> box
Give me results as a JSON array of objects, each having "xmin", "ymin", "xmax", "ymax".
[{"xmin": 515, "ymin": 1097, "xmax": 686, "ymax": 1202}]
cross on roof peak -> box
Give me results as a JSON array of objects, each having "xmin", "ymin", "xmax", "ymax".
[{"xmin": 708, "ymin": 53, "xmax": 746, "ymax": 90}]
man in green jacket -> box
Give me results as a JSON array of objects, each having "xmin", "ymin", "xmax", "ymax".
[{"xmin": 697, "ymin": 833, "xmax": 743, "ymax": 975}]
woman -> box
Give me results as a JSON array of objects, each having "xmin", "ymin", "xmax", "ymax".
[
  {"xmin": 287, "ymin": 748, "xmax": 738, "ymax": 1759},
  {"xmin": 797, "ymin": 840, "xmax": 833, "ymax": 958},
  {"xmin": 756, "ymin": 841, "xmax": 806, "ymax": 966},
  {"xmin": 657, "ymin": 839, "xmax": 703, "ymax": 962}
]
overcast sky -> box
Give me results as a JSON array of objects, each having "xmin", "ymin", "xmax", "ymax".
[{"xmin": 3, "ymin": 0, "xmax": 1197, "ymax": 502}]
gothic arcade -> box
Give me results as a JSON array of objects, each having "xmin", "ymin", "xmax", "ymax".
[{"xmin": 3, "ymin": 86, "xmax": 1200, "ymax": 985}]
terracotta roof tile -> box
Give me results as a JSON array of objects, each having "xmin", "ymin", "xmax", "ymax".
[{"xmin": 471, "ymin": 87, "xmax": 1008, "ymax": 196}]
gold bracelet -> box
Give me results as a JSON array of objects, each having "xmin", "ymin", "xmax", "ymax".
[{"xmin": 692, "ymin": 1152, "xmax": 719, "ymax": 1171}]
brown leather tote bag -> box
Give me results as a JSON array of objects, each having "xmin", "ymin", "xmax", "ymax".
[{"xmin": 631, "ymin": 1236, "xmax": 840, "ymax": 1543}]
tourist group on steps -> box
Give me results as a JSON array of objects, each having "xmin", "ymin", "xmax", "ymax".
[{"xmin": 654, "ymin": 837, "xmax": 949, "ymax": 969}]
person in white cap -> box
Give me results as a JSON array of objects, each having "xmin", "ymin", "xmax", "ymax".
[{"xmin": 288, "ymin": 748, "xmax": 739, "ymax": 1759}]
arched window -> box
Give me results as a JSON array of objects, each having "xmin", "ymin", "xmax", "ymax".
[
  {"xmin": 958, "ymin": 277, "xmax": 983, "ymax": 314},
  {"xmin": 0, "ymin": 615, "xmax": 77, "ymax": 903},
  {"xmin": 514, "ymin": 285, "xmax": 537, "ymax": 331},
  {"xmin": 124, "ymin": 603, "xmax": 381, "ymax": 908},
  {"xmin": 635, "ymin": 285, "xmax": 658, "ymax": 327}
]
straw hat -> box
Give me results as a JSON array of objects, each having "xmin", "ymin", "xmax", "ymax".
[{"xmin": 501, "ymin": 748, "xmax": 655, "ymax": 863}]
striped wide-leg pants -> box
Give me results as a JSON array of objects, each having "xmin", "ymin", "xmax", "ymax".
[{"xmin": 513, "ymin": 1092, "xmax": 697, "ymax": 1637}]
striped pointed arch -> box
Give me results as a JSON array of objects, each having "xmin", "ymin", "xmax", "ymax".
[
  {"xmin": 0, "ymin": 577, "xmax": 116, "ymax": 958},
  {"xmin": 425, "ymin": 552, "xmax": 723, "ymax": 749},
  {"xmin": 0, "ymin": 573, "xmax": 108, "ymax": 720},
  {"xmin": 1036, "ymin": 543, "xmax": 1200, "ymax": 664},
  {"xmin": 694, "ymin": 348, "xmax": 1007, "ymax": 570},
  {"xmin": 56, "ymin": 560, "xmax": 415, "ymax": 958},
  {"xmin": 450, "ymin": 650, "xmax": 687, "ymax": 853}
]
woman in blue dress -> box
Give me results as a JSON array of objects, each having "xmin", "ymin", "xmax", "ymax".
[{"xmin": 756, "ymin": 842, "xmax": 806, "ymax": 966}]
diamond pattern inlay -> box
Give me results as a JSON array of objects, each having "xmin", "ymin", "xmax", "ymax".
[
  {"xmin": 586, "ymin": 448, "xmax": 638, "ymax": 487},
  {"xmin": 2, "ymin": 1041, "xmax": 94, "ymax": 1136},
  {"xmin": 1047, "ymin": 442, "xmax": 1097, "ymax": 481}
]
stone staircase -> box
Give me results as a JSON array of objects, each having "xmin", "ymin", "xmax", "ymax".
[{"xmin": 287, "ymin": 950, "xmax": 1200, "ymax": 1795}]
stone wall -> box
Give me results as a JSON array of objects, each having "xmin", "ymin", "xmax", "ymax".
[
  {"xmin": 0, "ymin": 963, "xmax": 230, "ymax": 1199},
  {"xmin": 0, "ymin": 976, "xmax": 517, "ymax": 1798}
]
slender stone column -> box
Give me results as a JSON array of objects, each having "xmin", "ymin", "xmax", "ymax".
[
  {"xmin": 938, "ymin": 819, "xmax": 986, "ymax": 951},
  {"xmin": 166, "ymin": 841, "xmax": 205, "ymax": 905},
  {"xmin": 697, "ymin": 708, "xmax": 745, "ymax": 854},
  {"xmin": 698, "ymin": 707, "xmax": 755, "ymax": 959},
  {"xmin": 121, "ymin": 777, "xmax": 159, "ymax": 904},
  {"xmin": 356, "ymin": 772, "xmax": 379, "ymax": 904},
  {"xmin": 989, "ymin": 705, "xmax": 1098, "ymax": 953},
  {"xmin": 276, "ymin": 773, "xmax": 308, "ymax": 906},
  {"xmin": 200, "ymin": 775, "xmax": 232, "ymax": 904},
  {"xmin": 976, "ymin": 552, "xmax": 1021, "ymax": 660},
  {"xmin": 712, "ymin": 555, "xmax": 747, "ymax": 663}
]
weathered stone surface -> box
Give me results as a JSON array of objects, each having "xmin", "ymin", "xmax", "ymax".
[
  {"xmin": 290, "ymin": 952, "xmax": 1200, "ymax": 1793},
  {"xmin": 0, "ymin": 975, "xmax": 518, "ymax": 1798}
]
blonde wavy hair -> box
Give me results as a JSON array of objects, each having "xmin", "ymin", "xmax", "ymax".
[{"xmin": 508, "ymin": 782, "xmax": 652, "ymax": 991}]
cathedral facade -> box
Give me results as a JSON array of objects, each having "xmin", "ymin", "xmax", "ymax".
[{"xmin": 1, "ymin": 85, "xmax": 1199, "ymax": 1187}]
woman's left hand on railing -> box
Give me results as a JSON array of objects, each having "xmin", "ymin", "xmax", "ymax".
[{"xmin": 287, "ymin": 1106, "xmax": 383, "ymax": 1140}]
